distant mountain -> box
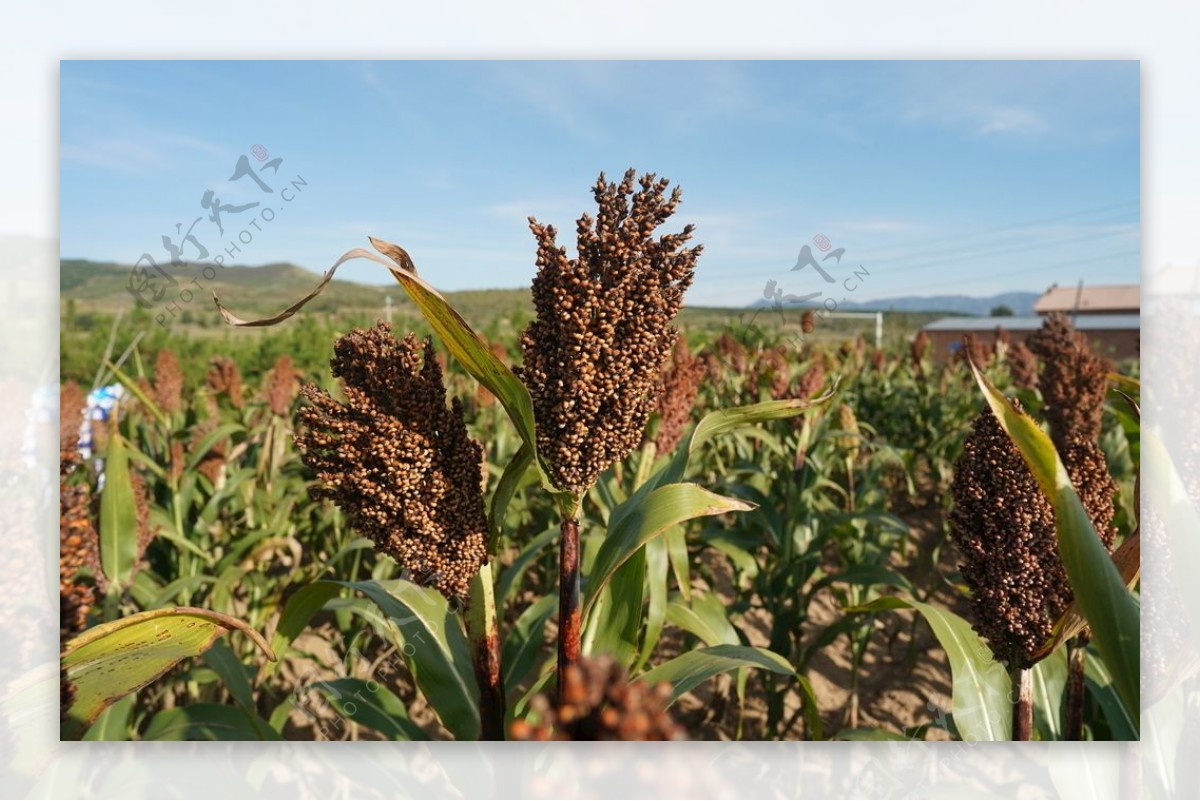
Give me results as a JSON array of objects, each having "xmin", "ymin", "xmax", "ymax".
[
  {"xmin": 747, "ymin": 291, "xmax": 1039, "ymax": 317},
  {"xmin": 59, "ymin": 259, "xmax": 534, "ymax": 322}
]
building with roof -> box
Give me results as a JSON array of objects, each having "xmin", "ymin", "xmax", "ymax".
[
  {"xmin": 1033, "ymin": 283, "xmax": 1139, "ymax": 316},
  {"xmin": 921, "ymin": 314, "xmax": 1140, "ymax": 363}
]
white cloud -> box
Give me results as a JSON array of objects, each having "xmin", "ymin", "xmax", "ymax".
[{"xmin": 974, "ymin": 105, "xmax": 1047, "ymax": 135}]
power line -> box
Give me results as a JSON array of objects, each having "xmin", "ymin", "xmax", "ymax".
[
  {"xmin": 860, "ymin": 248, "xmax": 1139, "ymax": 298},
  {"xmin": 700, "ymin": 200, "xmax": 1137, "ymax": 281},
  {"xmin": 852, "ymin": 200, "xmax": 1137, "ymax": 261}
]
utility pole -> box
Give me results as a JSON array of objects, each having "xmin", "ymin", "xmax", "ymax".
[{"xmin": 385, "ymin": 294, "xmax": 393, "ymax": 325}]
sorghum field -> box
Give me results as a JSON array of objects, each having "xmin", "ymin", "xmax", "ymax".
[{"xmin": 59, "ymin": 171, "xmax": 1140, "ymax": 742}]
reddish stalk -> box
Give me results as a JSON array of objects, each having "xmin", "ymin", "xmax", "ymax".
[
  {"xmin": 1064, "ymin": 640, "xmax": 1087, "ymax": 740},
  {"xmin": 557, "ymin": 515, "xmax": 582, "ymax": 701},
  {"xmin": 1011, "ymin": 665, "xmax": 1033, "ymax": 741}
]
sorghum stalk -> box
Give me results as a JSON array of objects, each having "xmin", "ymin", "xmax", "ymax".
[
  {"xmin": 557, "ymin": 506, "xmax": 582, "ymax": 698},
  {"xmin": 465, "ymin": 562, "xmax": 505, "ymax": 740},
  {"xmin": 1011, "ymin": 665, "xmax": 1033, "ymax": 741},
  {"xmin": 1064, "ymin": 640, "xmax": 1087, "ymax": 740}
]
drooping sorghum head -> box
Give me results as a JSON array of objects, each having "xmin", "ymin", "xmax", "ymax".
[
  {"xmin": 295, "ymin": 324, "xmax": 488, "ymax": 599},
  {"xmin": 950, "ymin": 402, "xmax": 1073, "ymax": 669},
  {"xmin": 515, "ymin": 169, "xmax": 701, "ymax": 494}
]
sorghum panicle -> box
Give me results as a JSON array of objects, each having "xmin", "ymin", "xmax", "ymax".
[
  {"xmin": 1026, "ymin": 313, "xmax": 1110, "ymax": 450},
  {"xmin": 652, "ymin": 337, "xmax": 705, "ymax": 454},
  {"xmin": 206, "ymin": 356, "xmax": 245, "ymax": 410},
  {"xmin": 1026, "ymin": 313, "xmax": 1118, "ymax": 546},
  {"xmin": 153, "ymin": 349, "xmax": 184, "ymax": 415},
  {"xmin": 509, "ymin": 655, "xmax": 684, "ymax": 741},
  {"xmin": 950, "ymin": 402, "xmax": 1072, "ymax": 668},
  {"xmin": 1006, "ymin": 341, "xmax": 1039, "ymax": 390},
  {"xmin": 794, "ymin": 362, "xmax": 826, "ymax": 401},
  {"xmin": 713, "ymin": 332, "xmax": 747, "ymax": 375},
  {"xmin": 60, "ymin": 381, "xmax": 85, "ymax": 474},
  {"xmin": 911, "ymin": 330, "xmax": 930, "ymax": 367},
  {"xmin": 263, "ymin": 355, "xmax": 301, "ymax": 416},
  {"xmin": 60, "ymin": 384, "xmax": 100, "ymax": 639},
  {"xmin": 295, "ymin": 324, "xmax": 487, "ymax": 599},
  {"xmin": 752, "ymin": 346, "xmax": 790, "ymax": 401},
  {"xmin": 956, "ymin": 334, "xmax": 992, "ymax": 368},
  {"xmin": 516, "ymin": 169, "xmax": 701, "ymax": 494}
]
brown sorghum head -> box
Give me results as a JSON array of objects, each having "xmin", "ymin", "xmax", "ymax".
[
  {"xmin": 295, "ymin": 324, "xmax": 488, "ymax": 600},
  {"xmin": 206, "ymin": 356, "xmax": 244, "ymax": 410},
  {"xmin": 1061, "ymin": 437, "xmax": 1119, "ymax": 552},
  {"xmin": 60, "ymin": 378, "xmax": 100, "ymax": 632},
  {"xmin": 60, "ymin": 382, "xmax": 85, "ymax": 473},
  {"xmin": 509, "ymin": 656, "xmax": 684, "ymax": 741},
  {"xmin": 263, "ymin": 355, "xmax": 301, "ymax": 417},
  {"xmin": 795, "ymin": 361, "xmax": 826, "ymax": 401},
  {"xmin": 950, "ymin": 402, "xmax": 1073, "ymax": 669},
  {"xmin": 801, "ymin": 309, "xmax": 816, "ymax": 334},
  {"xmin": 714, "ymin": 332, "xmax": 747, "ymax": 375},
  {"xmin": 652, "ymin": 337, "xmax": 705, "ymax": 454},
  {"xmin": 1026, "ymin": 313, "xmax": 1110, "ymax": 451},
  {"xmin": 750, "ymin": 346, "xmax": 789, "ymax": 401},
  {"xmin": 515, "ymin": 169, "xmax": 701, "ymax": 494},
  {"xmin": 153, "ymin": 349, "xmax": 184, "ymax": 415},
  {"xmin": 956, "ymin": 334, "xmax": 992, "ymax": 368},
  {"xmin": 1006, "ymin": 341, "xmax": 1039, "ymax": 390},
  {"xmin": 911, "ymin": 330, "xmax": 930, "ymax": 366},
  {"xmin": 870, "ymin": 348, "xmax": 886, "ymax": 373},
  {"xmin": 130, "ymin": 471, "xmax": 159, "ymax": 572},
  {"xmin": 60, "ymin": 493, "xmax": 99, "ymax": 644}
]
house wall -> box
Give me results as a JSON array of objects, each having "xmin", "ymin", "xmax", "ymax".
[{"xmin": 926, "ymin": 327, "xmax": 1140, "ymax": 363}]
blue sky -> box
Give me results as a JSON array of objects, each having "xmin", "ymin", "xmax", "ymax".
[{"xmin": 60, "ymin": 60, "xmax": 1139, "ymax": 307}]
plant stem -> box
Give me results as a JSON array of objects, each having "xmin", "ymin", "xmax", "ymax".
[
  {"xmin": 557, "ymin": 514, "xmax": 582, "ymax": 701},
  {"xmin": 465, "ymin": 561, "xmax": 505, "ymax": 740},
  {"xmin": 1065, "ymin": 639, "xmax": 1087, "ymax": 740},
  {"xmin": 1011, "ymin": 665, "xmax": 1033, "ymax": 741}
]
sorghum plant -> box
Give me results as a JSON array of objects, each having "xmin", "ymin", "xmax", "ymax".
[
  {"xmin": 515, "ymin": 169, "xmax": 701, "ymax": 691},
  {"xmin": 294, "ymin": 324, "xmax": 504, "ymax": 737}
]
